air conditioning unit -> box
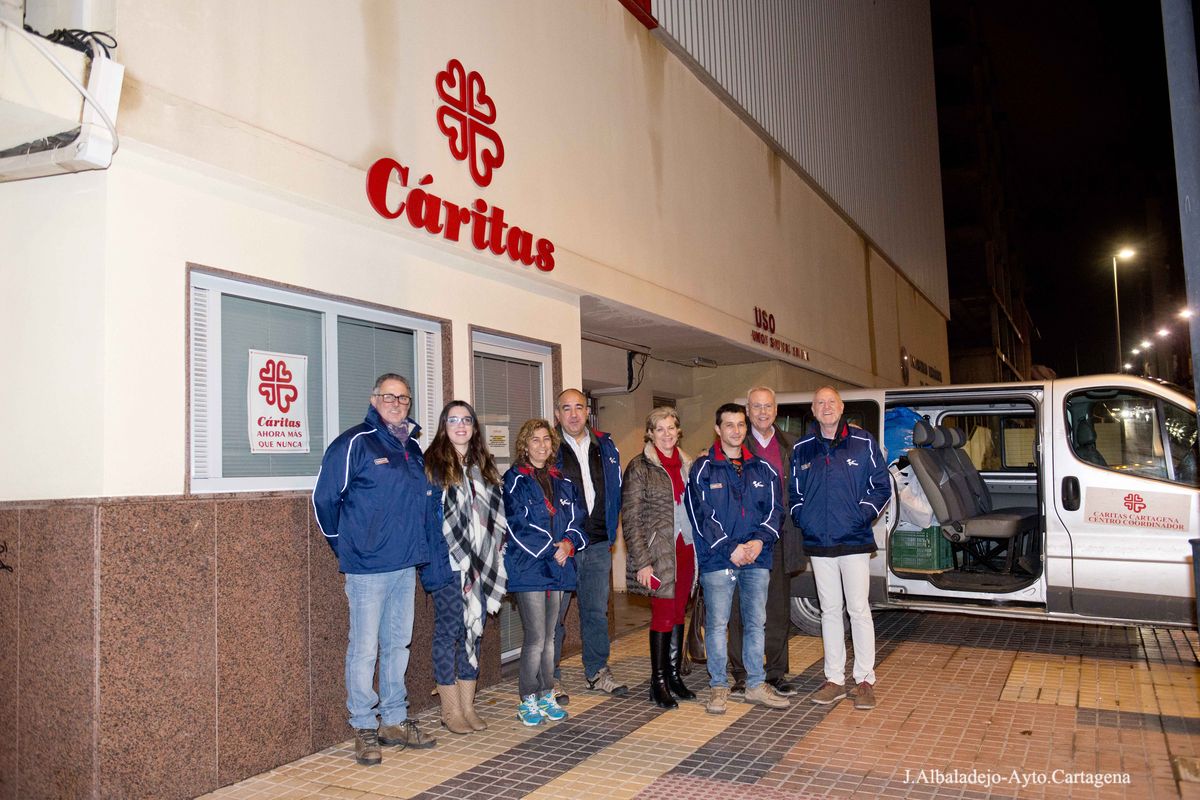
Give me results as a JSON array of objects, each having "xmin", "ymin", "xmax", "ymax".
[{"xmin": 0, "ymin": 23, "xmax": 123, "ymax": 182}]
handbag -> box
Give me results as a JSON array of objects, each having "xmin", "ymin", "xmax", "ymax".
[{"xmin": 682, "ymin": 583, "xmax": 706, "ymax": 672}]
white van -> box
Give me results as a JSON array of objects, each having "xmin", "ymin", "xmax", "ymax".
[{"xmin": 771, "ymin": 375, "xmax": 1200, "ymax": 634}]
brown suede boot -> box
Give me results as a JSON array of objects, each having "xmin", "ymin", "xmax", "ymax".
[
  {"xmin": 439, "ymin": 683, "xmax": 472, "ymax": 734},
  {"xmin": 458, "ymin": 679, "xmax": 487, "ymax": 731}
]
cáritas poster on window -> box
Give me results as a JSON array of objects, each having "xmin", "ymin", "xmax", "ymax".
[{"xmin": 248, "ymin": 349, "xmax": 310, "ymax": 454}]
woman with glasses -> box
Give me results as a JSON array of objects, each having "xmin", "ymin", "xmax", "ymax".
[
  {"xmin": 621, "ymin": 406, "xmax": 697, "ymax": 708},
  {"xmin": 503, "ymin": 418, "xmax": 587, "ymax": 726},
  {"xmin": 423, "ymin": 401, "xmax": 508, "ymax": 734}
]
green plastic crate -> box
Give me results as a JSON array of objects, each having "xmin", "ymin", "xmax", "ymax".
[{"xmin": 890, "ymin": 526, "xmax": 953, "ymax": 571}]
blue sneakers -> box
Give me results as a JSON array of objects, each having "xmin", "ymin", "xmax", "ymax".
[
  {"xmin": 518, "ymin": 694, "xmax": 544, "ymax": 726},
  {"xmin": 537, "ymin": 691, "xmax": 568, "ymax": 722}
]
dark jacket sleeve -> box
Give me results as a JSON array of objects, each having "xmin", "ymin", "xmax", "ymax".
[
  {"xmin": 418, "ymin": 486, "xmax": 453, "ymax": 592},
  {"xmin": 858, "ymin": 434, "xmax": 892, "ymax": 524},
  {"xmin": 686, "ymin": 458, "xmax": 735, "ymax": 569},
  {"xmin": 749, "ymin": 461, "xmax": 783, "ymax": 544},
  {"xmin": 620, "ymin": 458, "xmax": 652, "ymax": 572},
  {"xmin": 504, "ymin": 471, "xmax": 555, "ymax": 559},
  {"xmin": 311, "ymin": 434, "xmax": 351, "ymax": 555},
  {"xmin": 557, "ymin": 478, "xmax": 589, "ymax": 552},
  {"xmin": 789, "ymin": 440, "xmax": 807, "ymax": 531},
  {"xmin": 601, "ymin": 434, "xmax": 623, "ymax": 544}
]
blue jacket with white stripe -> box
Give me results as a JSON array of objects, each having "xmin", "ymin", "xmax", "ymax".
[
  {"xmin": 502, "ymin": 464, "xmax": 588, "ymax": 592},
  {"xmin": 555, "ymin": 427, "xmax": 623, "ymax": 545},
  {"xmin": 311, "ymin": 406, "xmax": 445, "ymax": 577},
  {"xmin": 789, "ymin": 419, "xmax": 890, "ymax": 557},
  {"xmin": 685, "ymin": 442, "xmax": 782, "ymax": 574}
]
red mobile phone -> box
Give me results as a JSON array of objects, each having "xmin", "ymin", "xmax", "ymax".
[{"xmin": 649, "ymin": 573, "xmax": 662, "ymax": 590}]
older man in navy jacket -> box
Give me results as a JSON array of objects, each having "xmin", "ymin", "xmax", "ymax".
[
  {"xmin": 790, "ymin": 386, "xmax": 891, "ymax": 711},
  {"xmin": 313, "ymin": 373, "xmax": 443, "ymax": 766},
  {"xmin": 687, "ymin": 403, "xmax": 789, "ymax": 715}
]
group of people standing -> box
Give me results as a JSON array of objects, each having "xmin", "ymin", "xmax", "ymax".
[{"xmin": 313, "ymin": 375, "xmax": 890, "ymax": 767}]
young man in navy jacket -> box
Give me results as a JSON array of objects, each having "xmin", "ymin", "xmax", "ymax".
[
  {"xmin": 312, "ymin": 374, "xmax": 443, "ymax": 765},
  {"xmin": 686, "ymin": 403, "xmax": 789, "ymax": 715},
  {"xmin": 790, "ymin": 386, "xmax": 891, "ymax": 711},
  {"xmin": 551, "ymin": 389, "xmax": 628, "ymax": 699}
]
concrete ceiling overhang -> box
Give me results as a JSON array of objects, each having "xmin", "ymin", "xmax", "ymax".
[{"xmin": 580, "ymin": 295, "xmax": 765, "ymax": 367}]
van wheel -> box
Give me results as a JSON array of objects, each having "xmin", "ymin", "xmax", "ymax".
[{"xmin": 790, "ymin": 597, "xmax": 824, "ymax": 636}]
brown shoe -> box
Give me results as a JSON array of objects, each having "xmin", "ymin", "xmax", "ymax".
[
  {"xmin": 706, "ymin": 686, "xmax": 730, "ymax": 715},
  {"xmin": 354, "ymin": 728, "xmax": 381, "ymax": 766},
  {"xmin": 378, "ymin": 719, "xmax": 436, "ymax": 749},
  {"xmin": 809, "ymin": 681, "xmax": 847, "ymax": 705},
  {"xmin": 852, "ymin": 681, "xmax": 876, "ymax": 710},
  {"xmin": 458, "ymin": 679, "xmax": 487, "ymax": 731},
  {"xmin": 438, "ymin": 683, "xmax": 472, "ymax": 734},
  {"xmin": 744, "ymin": 683, "xmax": 790, "ymax": 709}
]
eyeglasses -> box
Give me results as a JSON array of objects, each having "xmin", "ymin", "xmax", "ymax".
[
  {"xmin": 372, "ymin": 393, "xmax": 411, "ymax": 405},
  {"xmin": 749, "ymin": 403, "xmax": 775, "ymax": 411},
  {"xmin": 446, "ymin": 415, "xmax": 474, "ymax": 426}
]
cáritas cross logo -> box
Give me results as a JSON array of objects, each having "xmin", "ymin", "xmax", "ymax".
[
  {"xmin": 435, "ymin": 59, "xmax": 505, "ymax": 188},
  {"xmin": 258, "ymin": 359, "xmax": 299, "ymax": 414},
  {"xmin": 1123, "ymin": 493, "xmax": 1147, "ymax": 513}
]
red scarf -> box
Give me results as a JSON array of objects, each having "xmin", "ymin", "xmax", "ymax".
[{"xmin": 655, "ymin": 446, "xmax": 686, "ymax": 503}]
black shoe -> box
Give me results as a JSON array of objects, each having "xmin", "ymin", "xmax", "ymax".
[
  {"xmin": 766, "ymin": 677, "xmax": 799, "ymax": 697},
  {"xmin": 553, "ymin": 680, "xmax": 570, "ymax": 706},
  {"xmin": 648, "ymin": 630, "xmax": 678, "ymax": 709},
  {"xmin": 666, "ymin": 624, "xmax": 697, "ymax": 701},
  {"xmin": 729, "ymin": 679, "xmax": 746, "ymax": 698}
]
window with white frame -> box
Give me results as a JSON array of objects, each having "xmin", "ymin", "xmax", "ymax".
[
  {"xmin": 190, "ymin": 272, "xmax": 442, "ymax": 493},
  {"xmin": 471, "ymin": 331, "xmax": 554, "ymax": 661}
]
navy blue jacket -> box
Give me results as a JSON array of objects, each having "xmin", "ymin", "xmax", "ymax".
[
  {"xmin": 685, "ymin": 442, "xmax": 782, "ymax": 574},
  {"xmin": 789, "ymin": 419, "xmax": 890, "ymax": 557},
  {"xmin": 311, "ymin": 407, "xmax": 444, "ymax": 577},
  {"xmin": 502, "ymin": 464, "xmax": 588, "ymax": 592},
  {"xmin": 556, "ymin": 428, "xmax": 622, "ymax": 545}
]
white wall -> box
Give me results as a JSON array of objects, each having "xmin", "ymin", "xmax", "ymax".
[{"xmin": 0, "ymin": 170, "xmax": 108, "ymax": 498}]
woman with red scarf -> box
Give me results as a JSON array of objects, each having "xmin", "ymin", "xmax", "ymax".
[{"xmin": 621, "ymin": 406, "xmax": 697, "ymax": 708}]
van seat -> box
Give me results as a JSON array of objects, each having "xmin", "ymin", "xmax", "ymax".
[{"xmin": 907, "ymin": 420, "xmax": 1036, "ymax": 573}]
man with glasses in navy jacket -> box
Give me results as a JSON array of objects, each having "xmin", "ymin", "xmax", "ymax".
[{"xmin": 313, "ymin": 373, "xmax": 443, "ymax": 766}]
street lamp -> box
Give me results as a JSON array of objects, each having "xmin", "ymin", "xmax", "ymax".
[{"xmin": 1112, "ymin": 248, "xmax": 1135, "ymax": 371}]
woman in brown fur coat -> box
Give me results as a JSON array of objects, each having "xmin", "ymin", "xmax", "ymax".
[{"xmin": 621, "ymin": 406, "xmax": 698, "ymax": 709}]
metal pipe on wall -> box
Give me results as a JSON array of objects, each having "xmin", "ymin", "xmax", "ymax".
[{"xmin": 1162, "ymin": 0, "xmax": 1200, "ymax": 401}]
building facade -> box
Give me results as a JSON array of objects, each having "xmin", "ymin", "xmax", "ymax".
[{"xmin": 0, "ymin": 2, "xmax": 948, "ymax": 797}]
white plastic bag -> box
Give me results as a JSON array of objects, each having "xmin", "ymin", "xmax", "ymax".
[{"xmin": 890, "ymin": 463, "xmax": 936, "ymax": 529}]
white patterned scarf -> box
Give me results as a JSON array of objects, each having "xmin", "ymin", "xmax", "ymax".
[{"xmin": 443, "ymin": 464, "xmax": 507, "ymax": 668}]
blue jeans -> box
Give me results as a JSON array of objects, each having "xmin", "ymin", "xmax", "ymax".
[
  {"xmin": 344, "ymin": 568, "xmax": 416, "ymax": 730},
  {"xmin": 554, "ymin": 543, "xmax": 612, "ymax": 680},
  {"xmin": 701, "ymin": 567, "xmax": 770, "ymax": 689},
  {"xmin": 516, "ymin": 590, "xmax": 562, "ymax": 699}
]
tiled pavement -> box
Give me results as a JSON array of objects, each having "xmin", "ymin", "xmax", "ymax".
[{"xmin": 200, "ymin": 611, "xmax": 1200, "ymax": 799}]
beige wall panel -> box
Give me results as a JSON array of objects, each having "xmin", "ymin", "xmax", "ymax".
[
  {"xmin": 870, "ymin": 248, "xmax": 904, "ymax": 386},
  {"xmin": 0, "ymin": 172, "xmax": 108, "ymax": 500},
  {"xmin": 896, "ymin": 282, "xmax": 950, "ymax": 387}
]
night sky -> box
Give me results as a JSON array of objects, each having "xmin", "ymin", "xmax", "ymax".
[{"xmin": 931, "ymin": 1, "xmax": 1189, "ymax": 379}]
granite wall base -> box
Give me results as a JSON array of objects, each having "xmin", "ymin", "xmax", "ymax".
[{"xmin": 0, "ymin": 493, "xmax": 579, "ymax": 799}]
